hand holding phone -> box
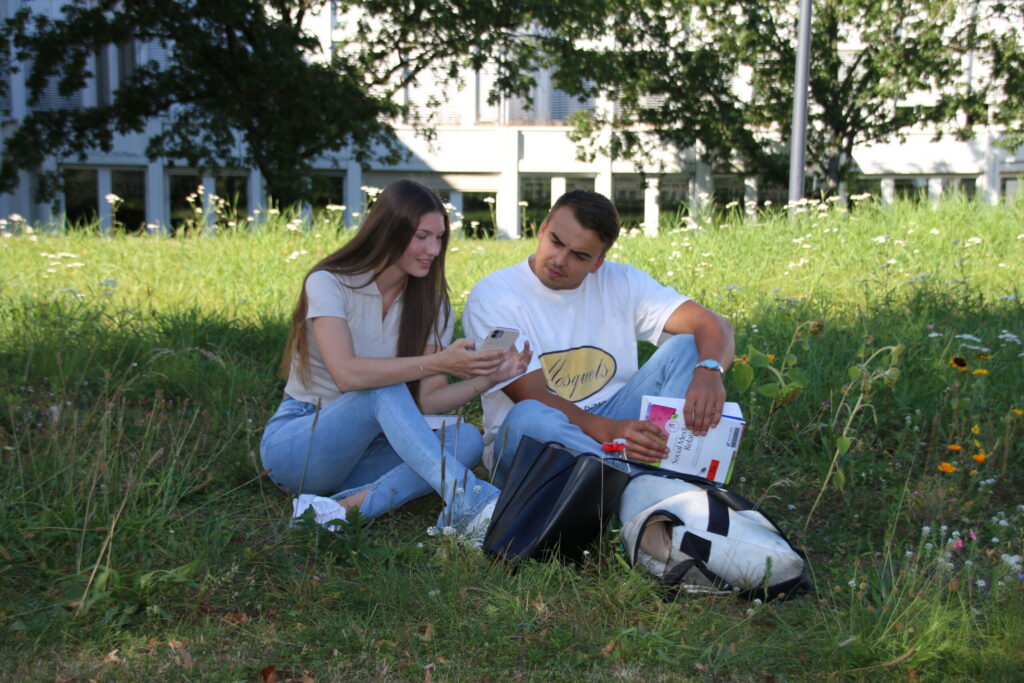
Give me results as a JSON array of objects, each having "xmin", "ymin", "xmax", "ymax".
[{"xmin": 478, "ymin": 326, "xmax": 520, "ymax": 352}]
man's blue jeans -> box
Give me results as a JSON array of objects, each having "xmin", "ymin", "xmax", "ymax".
[
  {"xmin": 489, "ymin": 334, "xmax": 701, "ymax": 488},
  {"xmin": 260, "ymin": 383, "xmax": 498, "ymax": 526}
]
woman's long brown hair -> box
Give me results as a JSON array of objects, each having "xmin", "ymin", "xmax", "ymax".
[{"xmin": 279, "ymin": 179, "xmax": 452, "ymax": 403}]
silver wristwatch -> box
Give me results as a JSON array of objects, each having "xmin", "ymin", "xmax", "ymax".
[{"xmin": 695, "ymin": 359, "xmax": 724, "ymax": 374}]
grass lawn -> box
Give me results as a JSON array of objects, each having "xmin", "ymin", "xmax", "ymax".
[{"xmin": 1, "ymin": 196, "xmax": 1022, "ymax": 680}]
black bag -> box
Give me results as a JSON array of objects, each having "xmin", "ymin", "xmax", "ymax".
[{"xmin": 483, "ymin": 436, "xmax": 631, "ymax": 564}]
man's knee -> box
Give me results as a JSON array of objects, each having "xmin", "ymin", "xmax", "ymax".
[
  {"xmin": 657, "ymin": 333, "xmax": 697, "ymax": 358},
  {"xmin": 506, "ymin": 399, "xmax": 566, "ymax": 426}
]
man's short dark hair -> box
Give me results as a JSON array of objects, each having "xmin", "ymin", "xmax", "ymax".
[{"xmin": 548, "ymin": 189, "xmax": 620, "ymax": 249}]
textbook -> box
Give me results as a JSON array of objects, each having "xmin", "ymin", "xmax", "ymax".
[{"xmin": 640, "ymin": 395, "xmax": 746, "ymax": 484}]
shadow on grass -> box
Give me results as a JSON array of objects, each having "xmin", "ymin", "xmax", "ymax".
[{"xmin": 0, "ymin": 284, "xmax": 1021, "ymax": 678}]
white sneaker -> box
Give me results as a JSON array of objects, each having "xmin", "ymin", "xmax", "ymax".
[
  {"xmin": 461, "ymin": 499, "xmax": 497, "ymax": 548},
  {"xmin": 292, "ymin": 494, "xmax": 347, "ymax": 532}
]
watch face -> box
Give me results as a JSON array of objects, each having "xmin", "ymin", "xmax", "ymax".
[{"xmin": 698, "ymin": 360, "xmax": 722, "ymax": 372}]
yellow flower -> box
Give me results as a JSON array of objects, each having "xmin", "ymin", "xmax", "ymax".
[
  {"xmin": 972, "ymin": 369, "xmax": 989, "ymax": 376},
  {"xmin": 972, "ymin": 453, "xmax": 987, "ymax": 463},
  {"xmin": 971, "ymin": 424, "xmax": 981, "ymax": 435},
  {"xmin": 938, "ymin": 462, "xmax": 957, "ymax": 473},
  {"xmin": 767, "ymin": 354, "xmax": 776, "ymax": 362},
  {"xmin": 949, "ymin": 356, "xmax": 968, "ymax": 371},
  {"xmin": 947, "ymin": 444, "xmax": 962, "ymax": 452},
  {"xmin": 1011, "ymin": 409, "xmax": 1023, "ymax": 417}
]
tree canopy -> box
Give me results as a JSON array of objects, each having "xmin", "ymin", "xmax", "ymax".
[
  {"xmin": 3, "ymin": 1, "xmax": 1020, "ymax": 205},
  {"xmin": 0, "ymin": 0, "xmax": 558, "ymax": 205},
  {"xmin": 970, "ymin": 1, "xmax": 1024, "ymax": 151},
  {"xmin": 552, "ymin": 0, "xmax": 1016, "ymax": 192}
]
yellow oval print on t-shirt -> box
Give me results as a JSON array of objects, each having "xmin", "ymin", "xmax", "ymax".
[{"xmin": 539, "ymin": 346, "xmax": 618, "ymax": 403}]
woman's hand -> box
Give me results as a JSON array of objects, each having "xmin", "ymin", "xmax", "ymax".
[
  {"xmin": 432, "ymin": 338, "xmax": 506, "ymax": 379},
  {"xmin": 487, "ymin": 341, "xmax": 532, "ymax": 383}
]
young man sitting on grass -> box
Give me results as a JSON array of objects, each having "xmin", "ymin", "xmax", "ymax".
[{"xmin": 462, "ymin": 190, "xmax": 736, "ymax": 486}]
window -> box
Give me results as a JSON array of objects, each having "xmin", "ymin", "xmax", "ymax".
[
  {"xmin": 476, "ymin": 66, "xmax": 499, "ymax": 124},
  {"xmin": 658, "ymin": 175, "xmax": 690, "ymax": 217},
  {"xmin": 613, "ymin": 175, "xmax": 644, "ymax": 228},
  {"xmin": 1002, "ymin": 176, "xmax": 1021, "ymax": 205},
  {"xmin": 552, "ymin": 89, "xmax": 596, "ymax": 123},
  {"xmin": 566, "ymin": 177, "xmax": 595, "ymax": 193},
  {"xmin": 712, "ymin": 175, "xmax": 745, "ymax": 208},
  {"xmin": 461, "ymin": 192, "xmax": 497, "ymax": 238},
  {"xmin": 111, "ymin": 169, "xmax": 146, "ymax": 233},
  {"xmin": 95, "ymin": 48, "xmax": 111, "ymax": 107},
  {"xmin": 942, "ymin": 176, "xmax": 977, "ymax": 200},
  {"xmin": 63, "ymin": 169, "xmax": 98, "ymax": 228},
  {"xmin": 215, "ymin": 175, "xmax": 248, "ymax": 225},
  {"xmin": 26, "ymin": 59, "xmax": 83, "ymax": 111},
  {"xmin": 519, "ymin": 177, "xmax": 551, "ymax": 237},
  {"xmin": 169, "ymin": 174, "xmax": 203, "ymax": 233},
  {"xmin": 506, "ymin": 93, "xmax": 534, "ymax": 125},
  {"xmin": 0, "ymin": 71, "xmax": 10, "ymax": 114},
  {"xmin": 309, "ymin": 173, "xmax": 346, "ymax": 216},
  {"xmin": 117, "ymin": 42, "xmax": 138, "ymax": 89},
  {"xmin": 894, "ymin": 178, "xmax": 926, "ymax": 201},
  {"xmin": 848, "ymin": 176, "xmax": 882, "ymax": 199}
]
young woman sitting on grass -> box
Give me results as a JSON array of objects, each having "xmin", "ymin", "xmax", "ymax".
[{"xmin": 261, "ymin": 179, "xmax": 530, "ymax": 540}]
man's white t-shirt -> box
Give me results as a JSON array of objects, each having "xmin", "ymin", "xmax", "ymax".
[{"xmin": 462, "ymin": 257, "xmax": 688, "ymax": 467}]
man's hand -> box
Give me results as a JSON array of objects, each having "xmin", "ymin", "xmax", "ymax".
[
  {"xmin": 487, "ymin": 341, "xmax": 533, "ymax": 383},
  {"xmin": 683, "ymin": 369, "xmax": 726, "ymax": 436},
  {"xmin": 598, "ymin": 418, "xmax": 668, "ymax": 463}
]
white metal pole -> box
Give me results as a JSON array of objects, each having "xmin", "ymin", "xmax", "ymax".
[{"xmin": 788, "ymin": 0, "xmax": 813, "ymax": 210}]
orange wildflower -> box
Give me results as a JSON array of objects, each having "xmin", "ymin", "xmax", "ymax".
[
  {"xmin": 972, "ymin": 369, "xmax": 989, "ymax": 376},
  {"xmin": 1013, "ymin": 409, "xmax": 1024, "ymax": 417},
  {"xmin": 947, "ymin": 444, "xmax": 962, "ymax": 452},
  {"xmin": 949, "ymin": 356, "xmax": 968, "ymax": 371},
  {"xmin": 972, "ymin": 453, "xmax": 987, "ymax": 463},
  {"xmin": 937, "ymin": 462, "xmax": 957, "ymax": 473}
]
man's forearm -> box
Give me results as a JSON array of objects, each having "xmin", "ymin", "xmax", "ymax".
[
  {"xmin": 502, "ymin": 374, "xmax": 613, "ymax": 444},
  {"xmin": 695, "ymin": 317, "xmax": 735, "ymax": 369}
]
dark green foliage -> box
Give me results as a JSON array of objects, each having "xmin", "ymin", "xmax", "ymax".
[
  {"xmin": 552, "ymin": 0, "xmax": 1013, "ymax": 190},
  {"xmin": 0, "ymin": 0, "xmax": 564, "ymax": 206}
]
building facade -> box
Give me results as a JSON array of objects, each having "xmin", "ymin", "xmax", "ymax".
[{"xmin": 1, "ymin": 1, "xmax": 1022, "ymax": 236}]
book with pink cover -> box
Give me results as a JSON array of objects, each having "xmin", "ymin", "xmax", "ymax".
[{"xmin": 640, "ymin": 395, "xmax": 745, "ymax": 483}]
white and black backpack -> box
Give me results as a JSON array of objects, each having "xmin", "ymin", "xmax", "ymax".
[{"xmin": 619, "ymin": 472, "xmax": 813, "ymax": 600}]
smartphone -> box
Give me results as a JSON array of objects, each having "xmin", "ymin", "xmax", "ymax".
[{"xmin": 478, "ymin": 326, "xmax": 520, "ymax": 352}]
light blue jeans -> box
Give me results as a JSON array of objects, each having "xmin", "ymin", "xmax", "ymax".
[
  {"xmin": 490, "ymin": 334, "xmax": 701, "ymax": 487},
  {"xmin": 260, "ymin": 383, "xmax": 498, "ymax": 526}
]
